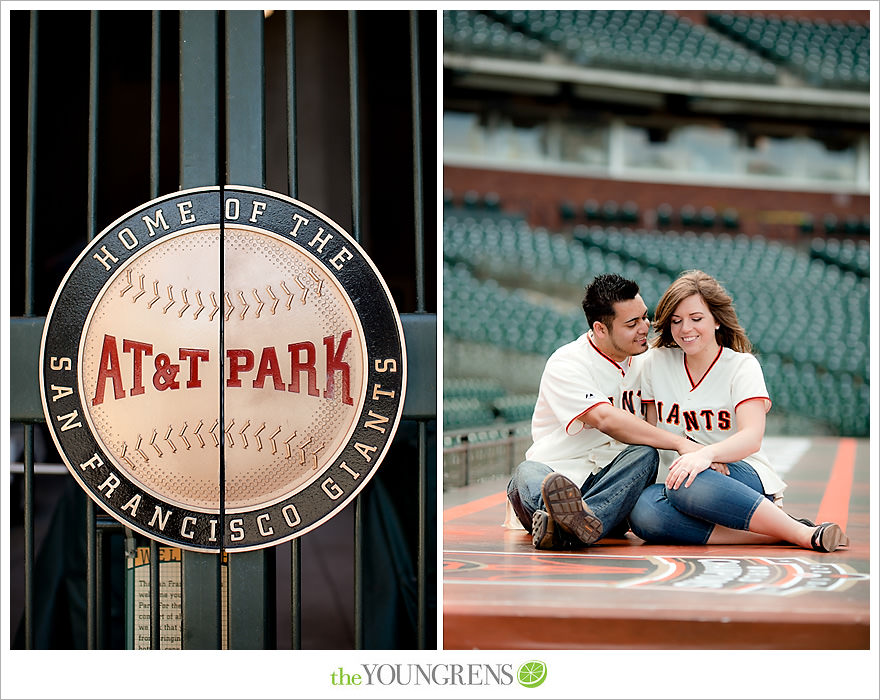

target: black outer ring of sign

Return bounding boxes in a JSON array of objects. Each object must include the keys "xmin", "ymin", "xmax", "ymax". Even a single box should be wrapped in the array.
[{"xmin": 39, "ymin": 186, "xmax": 407, "ymax": 552}]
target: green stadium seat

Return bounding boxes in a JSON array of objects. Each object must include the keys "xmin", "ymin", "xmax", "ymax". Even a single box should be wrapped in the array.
[
  {"xmin": 443, "ymin": 205, "xmax": 868, "ymax": 437},
  {"xmin": 799, "ymin": 214, "xmax": 814, "ymax": 234},
  {"xmin": 656, "ymin": 203, "xmax": 673, "ymax": 227},
  {"xmin": 621, "ymin": 201, "xmax": 640, "ymax": 224},
  {"xmin": 559, "ymin": 200, "xmax": 577, "ymax": 221},
  {"xmin": 699, "ymin": 206, "xmax": 717, "ymax": 229},
  {"xmin": 843, "ymin": 215, "xmax": 861, "ymax": 236},
  {"xmin": 823, "ymin": 214, "xmax": 838, "ymax": 235},
  {"xmin": 708, "ymin": 11, "xmax": 868, "ymax": 90},
  {"xmin": 584, "ymin": 199, "xmax": 601, "ymax": 221},
  {"xmin": 680, "ymin": 205, "xmax": 697, "ymax": 228},
  {"xmin": 444, "ymin": 189, "xmax": 455, "ymax": 210},
  {"xmin": 602, "ymin": 200, "xmax": 620, "ymax": 222},
  {"xmin": 463, "ymin": 190, "xmax": 481, "ymax": 210},
  {"xmin": 721, "ymin": 208, "xmax": 740, "ymax": 230}
]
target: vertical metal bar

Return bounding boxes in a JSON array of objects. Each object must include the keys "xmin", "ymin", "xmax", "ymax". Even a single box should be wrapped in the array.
[
  {"xmin": 218, "ymin": 11, "xmax": 227, "ymax": 650},
  {"xmin": 285, "ymin": 10, "xmax": 302, "ymax": 651},
  {"xmin": 24, "ymin": 12, "xmax": 37, "ymax": 318},
  {"xmin": 23, "ymin": 425, "xmax": 35, "ymax": 649},
  {"xmin": 409, "ymin": 10, "xmax": 426, "ymax": 314},
  {"xmin": 86, "ymin": 501, "xmax": 97, "ymax": 649},
  {"xmin": 417, "ymin": 420, "xmax": 427, "ymax": 649},
  {"xmin": 85, "ymin": 9, "xmax": 100, "ymax": 650},
  {"xmin": 224, "ymin": 9, "xmax": 271, "ymax": 650},
  {"xmin": 290, "ymin": 540, "xmax": 302, "ymax": 650},
  {"xmin": 181, "ymin": 554, "xmax": 222, "ymax": 649},
  {"xmin": 179, "ymin": 9, "xmax": 223, "ymax": 650},
  {"xmin": 179, "ymin": 10, "xmax": 219, "ymax": 189},
  {"xmin": 124, "ymin": 531, "xmax": 136, "ymax": 648},
  {"xmin": 96, "ymin": 527, "xmax": 105, "ymax": 648},
  {"xmin": 23, "ymin": 10, "xmax": 39, "ymax": 650},
  {"xmin": 354, "ymin": 496, "xmax": 364, "ymax": 650},
  {"xmin": 225, "ymin": 10, "xmax": 265, "ymax": 186},
  {"xmin": 87, "ymin": 10, "xmax": 99, "ymax": 243},
  {"xmin": 348, "ymin": 10, "xmax": 362, "ymax": 243},
  {"xmin": 216, "ymin": 9, "xmax": 230, "ymax": 648},
  {"xmin": 410, "ymin": 10, "xmax": 428, "ymax": 650},
  {"xmin": 149, "ymin": 10, "xmax": 163, "ymax": 651},
  {"xmin": 285, "ymin": 11, "xmax": 297, "ymax": 200},
  {"xmin": 150, "ymin": 10, "xmax": 161, "ymax": 199},
  {"xmin": 347, "ymin": 9, "xmax": 365, "ymax": 651},
  {"xmin": 150, "ymin": 540, "xmax": 160, "ymax": 649}
]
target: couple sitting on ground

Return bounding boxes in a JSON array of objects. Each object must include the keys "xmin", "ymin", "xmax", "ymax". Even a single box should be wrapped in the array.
[{"xmin": 506, "ymin": 271, "xmax": 849, "ymax": 553}]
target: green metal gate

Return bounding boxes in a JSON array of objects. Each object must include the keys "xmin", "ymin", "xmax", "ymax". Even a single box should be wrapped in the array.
[{"xmin": 9, "ymin": 9, "xmax": 436, "ymax": 650}]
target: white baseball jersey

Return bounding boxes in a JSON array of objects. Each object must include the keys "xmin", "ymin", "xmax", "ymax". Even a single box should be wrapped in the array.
[
  {"xmin": 641, "ymin": 345, "xmax": 786, "ymax": 499},
  {"xmin": 525, "ymin": 331, "xmax": 647, "ymax": 487}
]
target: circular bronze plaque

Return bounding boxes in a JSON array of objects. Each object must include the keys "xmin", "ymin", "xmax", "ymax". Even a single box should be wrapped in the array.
[{"xmin": 40, "ymin": 186, "xmax": 406, "ymax": 551}]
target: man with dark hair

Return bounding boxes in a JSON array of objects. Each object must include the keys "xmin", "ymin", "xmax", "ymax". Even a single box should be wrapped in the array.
[{"xmin": 506, "ymin": 273, "xmax": 701, "ymax": 549}]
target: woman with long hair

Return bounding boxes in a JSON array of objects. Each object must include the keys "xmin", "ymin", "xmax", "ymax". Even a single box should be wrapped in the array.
[{"xmin": 629, "ymin": 270, "xmax": 848, "ymax": 552}]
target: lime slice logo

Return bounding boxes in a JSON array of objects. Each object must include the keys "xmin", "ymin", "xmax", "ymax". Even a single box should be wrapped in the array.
[{"xmin": 517, "ymin": 660, "xmax": 547, "ymax": 688}]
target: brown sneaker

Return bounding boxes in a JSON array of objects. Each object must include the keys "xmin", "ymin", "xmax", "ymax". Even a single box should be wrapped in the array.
[
  {"xmin": 541, "ymin": 472, "xmax": 603, "ymax": 545},
  {"xmin": 531, "ymin": 509, "xmax": 587, "ymax": 550}
]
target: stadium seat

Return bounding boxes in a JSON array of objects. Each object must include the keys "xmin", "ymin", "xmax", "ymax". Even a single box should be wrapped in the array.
[
  {"xmin": 602, "ymin": 200, "xmax": 620, "ymax": 222},
  {"xmin": 584, "ymin": 199, "xmax": 601, "ymax": 221},
  {"xmin": 443, "ymin": 10, "xmax": 545, "ymax": 61},
  {"xmin": 699, "ymin": 206, "xmax": 717, "ymax": 229},
  {"xmin": 621, "ymin": 201, "xmax": 640, "ymax": 224},
  {"xmin": 708, "ymin": 12, "xmax": 869, "ymax": 90},
  {"xmin": 444, "ymin": 205, "xmax": 868, "ymax": 437},
  {"xmin": 444, "ymin": 188, "xmax": 455, "ymax": 210},
  {"xmin": 559, "ymin": 200, "xmax": 577, "ymax": 221},
  {"xmin": 462, "ymin": 190, "xmax": 481, "ymax": 210},
  {"xmin": 843, "ymin": 215, "xmax": 861, "ymax": 236},
  {"xmin": 656, "ymin": 203, "xmax": 673, "ymax": 227},
  {"xmin": 799, "ymin": 214, "xmax": 814, "ymax": 234},
  {"xmin": 823, "ymin": 214, "xmax": 838, "ymax": 235},
  {"xmin": 721, "ymin": 208, "xmax": 740, "ymax": 230},
  {"xmin": 680, "ymin": 205, "xmax": 697, "ymax": 228}
]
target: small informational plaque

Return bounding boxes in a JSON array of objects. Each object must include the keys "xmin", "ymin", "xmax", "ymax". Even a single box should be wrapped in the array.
[{"xmin": 126, "ymin": 545, "xmax": 228, "ymax": 649}]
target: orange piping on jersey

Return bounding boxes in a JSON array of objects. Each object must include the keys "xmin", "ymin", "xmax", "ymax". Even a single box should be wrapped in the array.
[
  {"xmin": 588, "ymin": 335, "xmax": 627, "ymax": 377},
  {"xmin": 685, "ymin": 345, "xmax": 723, "ymax": 391},
  {"xmin": 567, "ymin": 400, "xmax": 611, "ymax": 434},
  {"xmin": 734, "ymin": 396, "xmax": 773, "ymax": 413}
]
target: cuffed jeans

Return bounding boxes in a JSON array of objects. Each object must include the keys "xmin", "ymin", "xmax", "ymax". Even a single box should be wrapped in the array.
[
  {"xmin": 506, "ymin": 445, "xmax": 659, "ymax": 540},
  {"xmin": 629, "ymin": 460, "xmax": 770, "ymax": 545}
]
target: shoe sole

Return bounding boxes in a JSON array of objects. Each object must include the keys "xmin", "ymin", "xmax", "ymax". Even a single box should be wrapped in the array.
[
  {"xmin": 541, "ymin": 472, "xmax": 603, "ymax": 545},
  {"xmin": 817, "ymin": 523, "xmax": 849, "ymax": 552},
  {"xmin": 531, "ymin": 510, "xmax": 555, "ymax": 550}
]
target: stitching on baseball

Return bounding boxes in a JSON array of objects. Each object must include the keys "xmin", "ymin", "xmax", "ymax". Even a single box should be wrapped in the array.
[
  {"xmin": 119, "ymin": 276, "xmax": 323, "ymax": 321},
  {"xmin": 123, "ymin": 420, "xmax": 311, "ymax": 459}
]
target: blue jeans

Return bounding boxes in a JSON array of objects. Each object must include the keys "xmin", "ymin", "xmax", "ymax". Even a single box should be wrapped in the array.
[
  {"xmin": 507, "ymin": 445, "xmax": 659, "ymax": 540},
  {"xmin": 628, "ymin": 460, "xmax": 769, "ymax": 545}
]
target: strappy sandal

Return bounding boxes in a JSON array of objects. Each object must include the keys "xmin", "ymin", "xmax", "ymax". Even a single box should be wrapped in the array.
[{"xmin": 810, "ymin": 522, "xmax": 850, "ymax": 552}]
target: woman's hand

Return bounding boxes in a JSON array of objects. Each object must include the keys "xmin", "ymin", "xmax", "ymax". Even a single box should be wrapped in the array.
[{"xmin": 666, "ymin": 449, "xmax": 720, "ymax": 490}]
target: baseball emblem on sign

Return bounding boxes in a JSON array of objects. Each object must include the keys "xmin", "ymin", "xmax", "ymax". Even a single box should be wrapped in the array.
[{"xmin": 40, "ymin": 186, "xmax": 406, "ymax": 551}]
